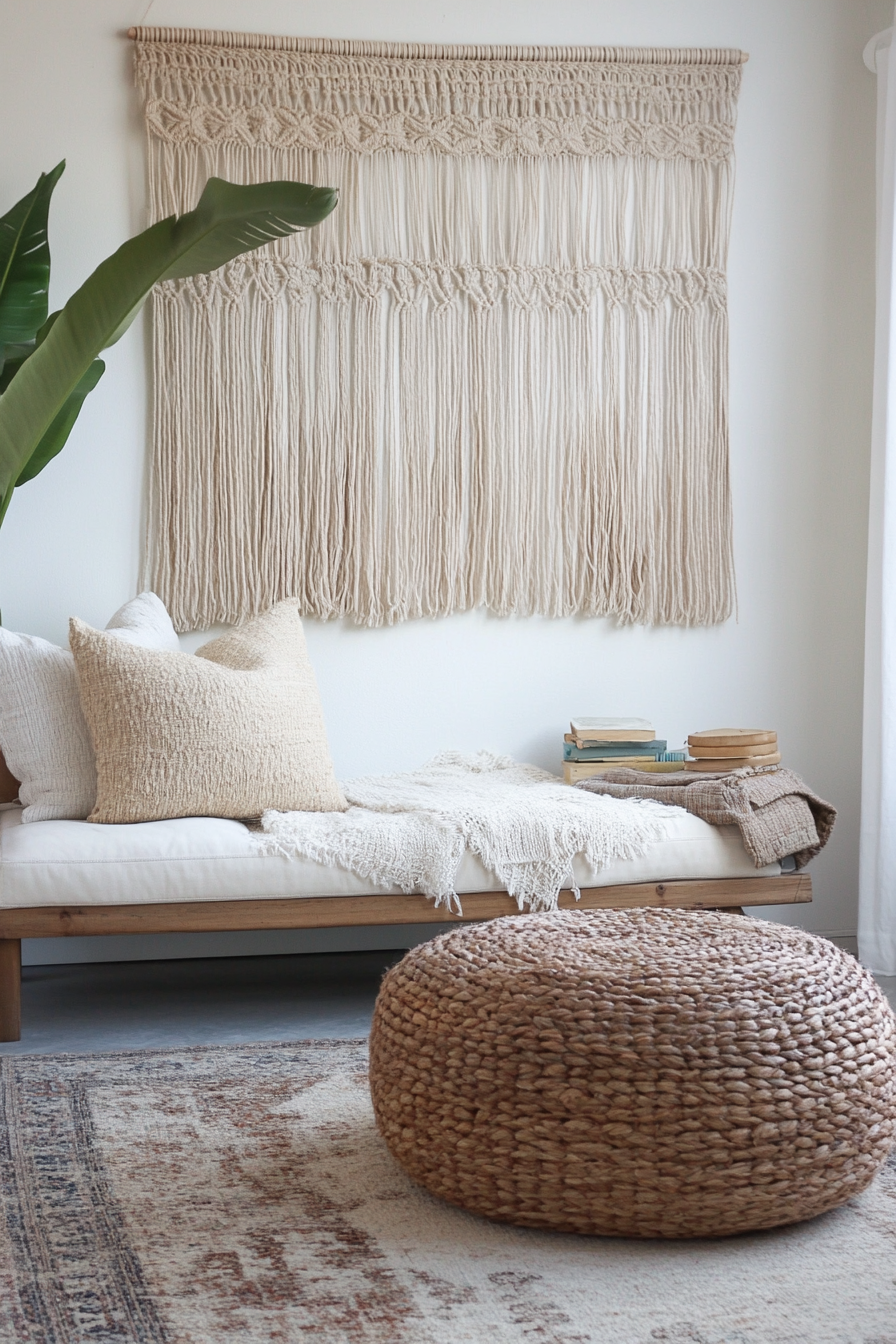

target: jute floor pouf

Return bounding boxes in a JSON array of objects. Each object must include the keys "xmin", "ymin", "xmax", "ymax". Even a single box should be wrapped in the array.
[{"xmin": 368, "ymin": 909, "xmax": 896, "ymax": 1238}]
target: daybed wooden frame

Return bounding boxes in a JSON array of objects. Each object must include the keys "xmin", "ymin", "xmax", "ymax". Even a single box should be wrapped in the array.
[{"xmin": 0, "ymin": 872, "xmax": 811, "ymax": 1042}]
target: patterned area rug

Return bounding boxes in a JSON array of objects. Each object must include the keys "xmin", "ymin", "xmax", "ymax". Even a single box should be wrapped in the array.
[{"xmin": 1, "ymin": 1039, "xmax": 895, "ymax": 1343}]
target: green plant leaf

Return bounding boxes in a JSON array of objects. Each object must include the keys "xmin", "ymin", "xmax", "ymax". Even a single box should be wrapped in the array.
[
  {"xmin": 0, "ymin": 343, "xmax": 34, "ymax": 394},
  {"xmin": 157, "ymin": 177, "xmax": 334, "ymax": 280},
  {"xmin": 0, "ymin": 176, "xmax": 336, "ymax": 498},
  {"xmin": 15, "ymin": 357, "xmax": 104, "ymax": 486},
  {"xmin": 0, "ymin": 162, "xmax": 64, "ymax": 347}
]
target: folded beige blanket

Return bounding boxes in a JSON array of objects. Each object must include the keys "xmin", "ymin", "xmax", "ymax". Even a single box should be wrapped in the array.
[{"xmin": 575, "ymin": 766, "xmax": 836, "ymax": 869}]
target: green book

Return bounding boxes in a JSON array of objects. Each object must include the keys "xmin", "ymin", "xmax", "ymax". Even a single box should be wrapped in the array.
[{"xmin": 564, "ymin": 740, "xmax": 666, "ymax": 762}]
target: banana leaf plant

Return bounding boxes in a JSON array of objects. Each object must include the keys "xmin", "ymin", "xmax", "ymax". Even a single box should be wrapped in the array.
[
  {"xmin": 0, "ymin": 163, "xmax": 66, "ymax": 418},
  {"xmin": 0, "ymin": 167, "xmax": 337, "ymax": 529}
]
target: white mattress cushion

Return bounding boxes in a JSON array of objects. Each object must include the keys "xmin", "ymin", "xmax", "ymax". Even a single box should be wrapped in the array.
[{"xmin": 0, "ymin": 806, "xmax": 780, "ymax": 909}]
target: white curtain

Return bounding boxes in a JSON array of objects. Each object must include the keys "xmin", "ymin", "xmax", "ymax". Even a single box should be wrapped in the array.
[{"xmin": 860, "ymin": 17, "xmax": 896, "ymax": 974}]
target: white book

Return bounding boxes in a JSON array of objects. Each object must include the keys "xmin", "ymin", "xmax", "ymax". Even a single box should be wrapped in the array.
[{"xmin": 569, "ymin": 716, "xmax": 655, "ymax": 742}]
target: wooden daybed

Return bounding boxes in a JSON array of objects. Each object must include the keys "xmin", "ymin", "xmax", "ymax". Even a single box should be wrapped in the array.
[
  {"xmin": 0, "ymin": 877, "xmax": 811, "ymax": 1045},
  {"xmin": 0, "ymin": 755, "xmax": 811, "ymax": 1043}
]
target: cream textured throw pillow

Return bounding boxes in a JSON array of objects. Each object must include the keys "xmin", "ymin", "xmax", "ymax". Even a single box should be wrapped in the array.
[
  {"xmin": 70, "ymin": 602, "xmax": 348, "ymax": 823},
  {"xmin": 0, "ymin": 593, "xmax": 181, "ymax": 822}
]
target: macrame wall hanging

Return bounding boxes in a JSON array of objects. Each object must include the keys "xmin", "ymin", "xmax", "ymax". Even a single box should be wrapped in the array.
[{"xmin": 132, "ymin": 29, "xmax": 745, "ymax": 630}]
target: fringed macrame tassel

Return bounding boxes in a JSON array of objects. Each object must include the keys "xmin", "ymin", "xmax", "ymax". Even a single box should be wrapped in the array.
[{"xmin": 146, "ymin": 265, "xmax": 734, "ymax": 628}]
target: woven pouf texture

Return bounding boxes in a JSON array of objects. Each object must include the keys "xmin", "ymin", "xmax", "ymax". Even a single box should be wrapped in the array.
[{"xmin": 369, "ymin": 909, "xmax": 896, "ymax": 1238}]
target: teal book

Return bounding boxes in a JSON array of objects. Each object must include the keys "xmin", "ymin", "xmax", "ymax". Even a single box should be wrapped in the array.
[{"xmin": 563, "ymin": 740, "xmax": 667, "ymax": 762}]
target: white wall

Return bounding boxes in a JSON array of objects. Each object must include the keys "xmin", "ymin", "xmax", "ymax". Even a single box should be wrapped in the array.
[{"xmin": 0, "ymin": 0, "xmax": 888, "ymax": 963}]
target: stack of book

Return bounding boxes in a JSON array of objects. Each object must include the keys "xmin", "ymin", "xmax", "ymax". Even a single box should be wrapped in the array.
[
  {"xmin": 562, "ymin": 718, "xmax": 686, "ymax": 784},
  {"xmin": 685, "ymin": 728, "xmax": 780, "ymax": 771}
]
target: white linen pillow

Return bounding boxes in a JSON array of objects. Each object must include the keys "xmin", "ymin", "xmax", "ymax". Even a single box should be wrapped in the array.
[
  {"xmin": 103, "ymin": 591, "xmax": 181, "ymax": 650},
  {"xmin": 0, "ymin": 593, "xmax": 180, "ymax": 822}
]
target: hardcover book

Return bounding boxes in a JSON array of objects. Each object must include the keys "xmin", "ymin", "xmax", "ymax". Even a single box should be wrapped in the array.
[
  {"xmin": 569, "ymin": 717, "xmax": 655, "ymax": 742},
  {"xmin": 563, "ymin": 760, "xmax": 687, "ymax": 783},
  {"xmin": 563, "ymin": 740, "xmax": 666, "ymax": 762},
  {"xmin": 562, "ymin": 758, "xmax": 657, "ymax": 783}
]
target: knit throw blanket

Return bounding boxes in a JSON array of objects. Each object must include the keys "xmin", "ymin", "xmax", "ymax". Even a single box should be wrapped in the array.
[
  {"xmin": 577, "ymin": 766, "xmax": 836, "ymax": 869},
  {"xmin": 254, "ymin": 752, "xmax": 678, "ymax": 914}
]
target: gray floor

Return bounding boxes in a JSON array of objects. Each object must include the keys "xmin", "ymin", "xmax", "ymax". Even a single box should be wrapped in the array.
[
  {"xmin": 0, "ymin": 949, "xmax": 407, "ymax": 1055},
  {"xmin": 0, "ymin": 949, "xmax": 894, "ymax": 1057}
]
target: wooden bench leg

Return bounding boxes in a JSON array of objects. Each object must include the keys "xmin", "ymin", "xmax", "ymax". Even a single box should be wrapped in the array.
[{"xmin": 0, "ymin": 939, "xmax": 21, "ymax": 1042}]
